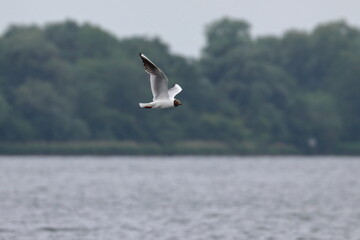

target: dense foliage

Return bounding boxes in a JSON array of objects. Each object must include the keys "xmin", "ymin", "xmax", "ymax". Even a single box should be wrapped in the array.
[{"xmin": 0, "ymin": 18, "xmax": 359, "ymax": 154}]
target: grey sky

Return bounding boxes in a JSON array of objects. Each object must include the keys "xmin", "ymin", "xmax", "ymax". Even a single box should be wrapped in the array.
[{"xmin": 1, "ymin": 0, "xmax": 360, "ymax": 57}]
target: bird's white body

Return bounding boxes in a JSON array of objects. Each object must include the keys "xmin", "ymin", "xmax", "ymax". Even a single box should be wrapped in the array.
[
  {"xmin": 139, "ymin": 53, "xmax": 182, "ymax": 109},
  {"xmin": 139, "ymin": 99, "xmax": 175, "ymax": 109}
]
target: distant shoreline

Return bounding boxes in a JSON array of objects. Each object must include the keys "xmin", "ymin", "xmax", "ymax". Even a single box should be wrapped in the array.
[{"xmin": 0, "ymin": 141, "xmax": 358, "ymax": 155}]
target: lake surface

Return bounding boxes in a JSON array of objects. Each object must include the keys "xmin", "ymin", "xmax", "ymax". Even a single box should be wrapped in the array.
[{"xmin": 0, "ymin": 156, "xmax": 359, "ymax": 240}]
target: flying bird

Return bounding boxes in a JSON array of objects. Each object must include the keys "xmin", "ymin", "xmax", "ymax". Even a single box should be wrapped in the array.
[{"xmin": 139, "ymin": 53, "xmax": 182, "ymax": 109}]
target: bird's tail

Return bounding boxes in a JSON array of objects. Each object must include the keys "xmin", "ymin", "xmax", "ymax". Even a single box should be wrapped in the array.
[{"xmin": 139, "ymin": 103, "xmax": 153, "ymax": 109}]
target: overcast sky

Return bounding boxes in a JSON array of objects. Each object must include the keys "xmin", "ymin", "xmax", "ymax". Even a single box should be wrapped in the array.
[{"xmin": 1, "ymin": 0, "xmax": 360, "ymax": 57}]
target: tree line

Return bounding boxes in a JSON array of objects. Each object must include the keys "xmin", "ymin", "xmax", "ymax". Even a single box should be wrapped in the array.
[{"xmin": 0, "ymin": 18, "xmax": 359, "ymax": 154}]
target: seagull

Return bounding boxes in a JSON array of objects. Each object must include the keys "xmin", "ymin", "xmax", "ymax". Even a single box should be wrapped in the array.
[{"xmin": 139, "ymin": 53, "xmax": 182, "ymax": 109}]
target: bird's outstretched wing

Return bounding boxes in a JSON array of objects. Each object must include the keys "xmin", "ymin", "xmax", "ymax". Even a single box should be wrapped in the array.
[
  {"xmin": 168, "ymin": 84, "xmax": 182, "ymax": 99},
  {"xmin": 139, "ymin": 53, "xmax": 169, "ymax": 100}
]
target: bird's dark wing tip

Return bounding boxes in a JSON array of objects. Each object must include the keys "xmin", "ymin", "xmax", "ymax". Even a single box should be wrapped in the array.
[{"xmin": 138, "ymin": 53, "xmax": 162, "ymax": 76}]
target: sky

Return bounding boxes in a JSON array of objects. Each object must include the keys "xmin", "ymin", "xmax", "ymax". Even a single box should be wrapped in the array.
[{"xmin": 1, "ymin": 0, "xmax": 360, "ymax": 57}]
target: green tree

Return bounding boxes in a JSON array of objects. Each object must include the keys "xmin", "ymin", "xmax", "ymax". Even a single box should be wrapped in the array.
[
  {"xmin": 0, "ymin": 26, "xmax": 59, "ymax": 88},
  {"xmin": 289, "ymin": 92, "xmax": 343, "ymax": 153},
  {"xmin": 14, "ymin": 79, "xmax": 89, "ymax": 140}
]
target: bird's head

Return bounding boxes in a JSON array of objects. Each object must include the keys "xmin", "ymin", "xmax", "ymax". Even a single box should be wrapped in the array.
[{"xmin": 174, "ymin": 99, "xmax": 182, "ymax": 107}]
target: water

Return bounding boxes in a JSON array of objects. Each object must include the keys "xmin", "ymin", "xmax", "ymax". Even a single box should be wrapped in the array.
[{"xmin": 0, "ymin": 156, "xmax": 359, "ymax": 240}]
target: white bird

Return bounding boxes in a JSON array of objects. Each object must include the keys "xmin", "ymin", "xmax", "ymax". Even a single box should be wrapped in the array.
[{"xmin": 139, "ymin": 53, "xmax": 182, "ymax": 109}]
